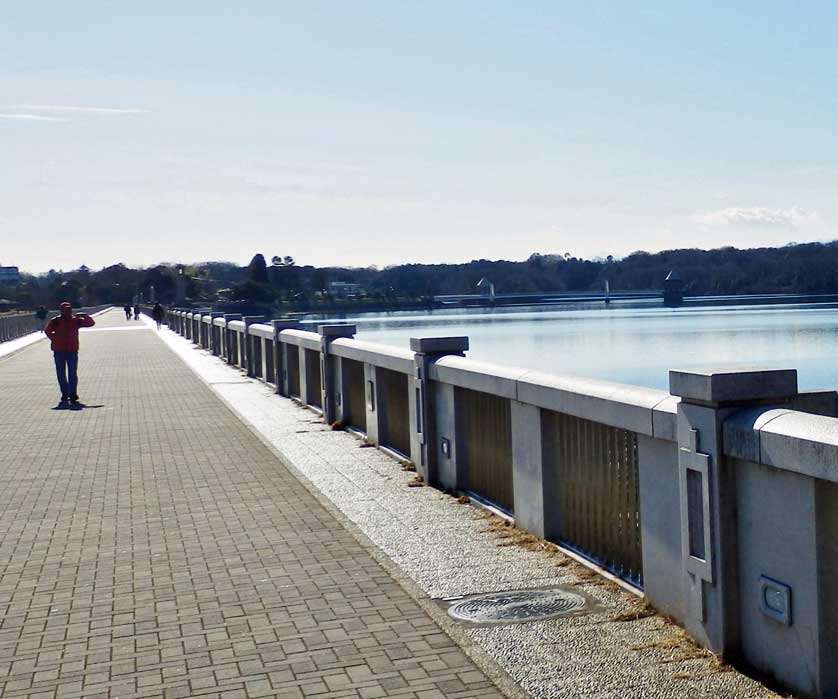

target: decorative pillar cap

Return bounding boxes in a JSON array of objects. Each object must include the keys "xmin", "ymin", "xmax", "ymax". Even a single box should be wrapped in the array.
[
  {"xmin": 317, "ymin": 324, "xmax": 356, "ymax": 338},
  {"xmin": 669, "ymin": 367, "xmax": 798, "ymax": 405},
  {"xmin": 410, "ymin": 336, "xmax": 469, "ymax": 354},
  {"xmin": 272, "ymin": 318, "xmax": 301, "ymax": 329}
]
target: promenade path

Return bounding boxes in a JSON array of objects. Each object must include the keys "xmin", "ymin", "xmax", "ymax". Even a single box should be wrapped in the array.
[{"xmin": 0, "ymin": 310, "xmax": 504, "ymax": 699}]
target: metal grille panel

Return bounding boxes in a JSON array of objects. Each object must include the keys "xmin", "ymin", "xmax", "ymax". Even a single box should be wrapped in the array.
[
  {"xmin": 305, "ymin": 349, "xmax": 322, "ymax": 407},
  {"xmin": 456, "ymin": 387, "xmax": 513, "ymax": 513},
  {"xmin": 287, "ymin": 346, "xmax": 300, "ymax": 397},
  {"xmin": 542, "ymin": 411, "xmax": 642, "ymax": 586},
  {"xmin": 264, "ymin": 339, "xmax": 275, "ymax": 384},
  {"xmin": 251, "ymin": 337, "xmax": 263, "ymax": 378},
  {"xmin": 379, "ymin": 368, "xmax": 410, "ymax": 456},
  {"xmin": 342, "ymin": 358, "xmax": 367, "ymax": 432}
]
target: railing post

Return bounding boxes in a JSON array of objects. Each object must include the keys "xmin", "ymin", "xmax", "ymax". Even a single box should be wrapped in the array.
[
  {"xmin": 668, "ymin": 367, "xmax": 798, "ymax": 657},
  {"xmin": 364, "ymin": 363, "xmax": 384, "ymax": 445},
  {"xmin": 241, "ymin": 316, "xmax": 266, "ymax": 377},
  {"xmin": 511, "ymin": 401, "xmax": 546, "ymax": 537},
  {"xmin": 271, "ymin": 320, "xmax": 299, "ymax": 395},
  {"xmin": 222, "ymin": 314, "xmax": 242, "ymax": 365},
  {"xmin": 409, "ymin": 337, "xmax": 469, "ymax": 485},
  {"xmin": 298, "ymin": 342, "xmax": 311, "ymax": 406},
  {"xmin": 317, "ymin": 324, "xmax": 356, "ymax": 425}
]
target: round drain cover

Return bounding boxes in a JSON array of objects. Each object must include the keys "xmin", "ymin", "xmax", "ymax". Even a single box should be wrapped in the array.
[{"xmin": 447, "ymin": 588, "xmax": 587, "ymax": 624}]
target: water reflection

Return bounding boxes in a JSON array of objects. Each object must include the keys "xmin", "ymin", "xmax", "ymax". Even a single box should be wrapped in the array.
[{"xmin": 304, "ymin": 300, "xmax": 838, "ymax": 391}]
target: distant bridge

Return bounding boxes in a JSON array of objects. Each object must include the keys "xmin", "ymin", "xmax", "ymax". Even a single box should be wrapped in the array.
[{"xmin": 433, "ymin": 289, "xmax": 664, "ymax": 307}]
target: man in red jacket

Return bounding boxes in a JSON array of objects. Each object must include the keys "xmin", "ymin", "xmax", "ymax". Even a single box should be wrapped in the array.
[{"xmin": 45, "ymin": 302, "xmax": 96, "ymax": 407}]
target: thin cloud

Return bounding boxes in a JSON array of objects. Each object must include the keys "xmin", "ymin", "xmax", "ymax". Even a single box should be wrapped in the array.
[
  {"xmin": 0, "ymin": 113, "xmax": 65, "ymax": 122},
  {"xmin": 11, "ymin": 104, "xmax": 147, "ymax": 115},
  {"xmin": 694, "ymin": 205, "xmax": 816, "ymax": 230}
]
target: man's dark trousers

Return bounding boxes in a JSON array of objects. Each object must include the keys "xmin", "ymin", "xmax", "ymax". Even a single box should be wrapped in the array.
[{"xmin": 53, "ymin": 351, "xmax": 79, "ymax": 398}]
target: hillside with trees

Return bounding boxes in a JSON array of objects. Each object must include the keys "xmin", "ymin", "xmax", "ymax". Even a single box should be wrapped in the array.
[{"xmin": 5, "ymin": 241, "xmax": 838, "ymax": 312}]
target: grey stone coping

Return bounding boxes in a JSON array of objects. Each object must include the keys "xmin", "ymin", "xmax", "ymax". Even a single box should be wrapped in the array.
[
  {"xmin": 248, "ymin": 322, "xmax": 275, "ymax": 340},
  {"xmin": 277, "ymin": 328, "xmax": 322, "ymax": 350},
  {"xmin": 330, "ymin": 338, "xmax": 414, "ymax": 373},
  {"xmin": 724, "ymin": 406, "xmax": 838, "ymax": 482},
  {"xmin": 427, "ymin": 356, "xmax": 674, "ymax": 438},
  {"xmin": 651, "ymin": 395, "xmax": 679, "ymax": 442},
  {"xmin": 670, "ymin": 366, "xmax": 798, "ymax": 404},
  {"xmin": 226, "ymin": 320, "xmax": 246, "ymax": 332},
  {"xmin": 430, "ymin": 356, "xmax": 528, "ymax": 400}
]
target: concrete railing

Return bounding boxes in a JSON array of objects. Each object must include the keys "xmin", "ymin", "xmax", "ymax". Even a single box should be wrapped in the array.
[
  {"xmin": 0, "ymin": 305, "xmax": 112, "ymax": 343},
  {"xmin": 166, "ymin": 308, "xmax": 838, "ymax": 698}
]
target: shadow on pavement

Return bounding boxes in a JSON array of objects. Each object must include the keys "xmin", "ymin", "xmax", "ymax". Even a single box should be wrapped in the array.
[{"xmin": 53, "ymin": 403, "xmax": 106, "ymax": 411}]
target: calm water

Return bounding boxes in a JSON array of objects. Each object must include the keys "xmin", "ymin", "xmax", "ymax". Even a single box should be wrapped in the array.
[{"xmin": 304, "ymin": 300, "xmax": 838, "ymax": 391}]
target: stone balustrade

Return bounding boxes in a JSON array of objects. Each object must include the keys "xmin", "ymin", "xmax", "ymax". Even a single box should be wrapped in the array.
[{"xmin": 166, "ymin": 307, "xmax": 838, "ymax": 699}]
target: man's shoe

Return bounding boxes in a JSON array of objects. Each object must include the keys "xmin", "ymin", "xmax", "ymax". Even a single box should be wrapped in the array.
[
  {"xmin": 58, "ymin": 397, "xmax": 69, "ymax": 408},
  {"xmin": 70, "ymin": 395, "xmax": 79, "ymax": 405}
]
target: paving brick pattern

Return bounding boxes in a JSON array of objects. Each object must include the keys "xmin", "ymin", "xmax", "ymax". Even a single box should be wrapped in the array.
[{"xmin": 0, "ymin": 310, "xmax": 505, "ymax": 699}]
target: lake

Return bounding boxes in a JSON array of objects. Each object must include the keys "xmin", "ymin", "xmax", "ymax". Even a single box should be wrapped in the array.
[{"xmin": 303, "ymin": 299, "xmax": 838, "ymax": 391}]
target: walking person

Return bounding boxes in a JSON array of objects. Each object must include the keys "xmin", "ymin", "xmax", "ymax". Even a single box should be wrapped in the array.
[
  {"xmin": 123, "ymin": 303, "xmax": 131, "ymax": 320},
  {"xmin": 45, "ymin": 302, "xmax": 95, "ymax": 407},
  {"xmin": 35, "ymin": 305, "xmax": 48, "ymax": 332},
  {"xmin": 151, "ymin": 302, "xmax": 165, "ymax": 330},
  {"xmin": 133, "ymin": 304, "xmax": 140, "ymax": 321}
]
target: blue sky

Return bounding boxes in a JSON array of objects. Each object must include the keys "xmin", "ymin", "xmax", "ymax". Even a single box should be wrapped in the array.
[{"xmin": 2, "ymin": 2, "xmax": 837, "ymax": 273}]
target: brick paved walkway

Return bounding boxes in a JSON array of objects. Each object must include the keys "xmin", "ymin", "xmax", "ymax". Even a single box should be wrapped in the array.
[{"xmin": 0, "ymin": 310, "xmax": 506, "ymax": 699}]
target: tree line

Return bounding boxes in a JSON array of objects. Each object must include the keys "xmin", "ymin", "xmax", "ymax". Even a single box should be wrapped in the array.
[{"xmin": 6, "ymin": 241, "xmax": 838, "ymax": 311}]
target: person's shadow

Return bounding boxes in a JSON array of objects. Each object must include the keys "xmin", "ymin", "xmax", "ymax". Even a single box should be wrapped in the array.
[{"xmin": 53, "ymin": 402, "xmax": 106, "ymax": 411}]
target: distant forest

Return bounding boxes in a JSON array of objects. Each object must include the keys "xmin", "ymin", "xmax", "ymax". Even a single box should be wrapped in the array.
[{"xmin": 7, "ymin": 241, "xmax": 838, "ymax": 310}]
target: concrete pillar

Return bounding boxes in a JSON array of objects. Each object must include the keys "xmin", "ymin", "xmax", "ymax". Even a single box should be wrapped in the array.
[
  {"xmin": 409, "ymin": 336, "xmax": 469, "ymax": 485},
  {"xmin": 363, "ymin": 363, "xmax": 384, "ymax": 445},
  {"xmin": 241, "ymin": 316, "xmax": 266, "ymax": 377},
  {"xmin": 317, "ymin": 324, "xmax": 356, "ymax": 424},
  {"xmin": 222, "ymin": 314, "xmax": 242, "ymax": 365},
  {"xmin": 669, "ymin": 366, "xmax": 798, "ymax": 656},
  {"xmin": 433, "ymin": 382, "xmax": 460, "ymax": 490},
  {"xmin": 511, "ymin": 401, "xmax": 547, "ymax": 538},
  {"xmin": 272, "ymin": 320, "xmax": 300, "ymax": 395},
  {"xmin": 298, "ymin": 344, "xmax": 310, "ymax": 404}
]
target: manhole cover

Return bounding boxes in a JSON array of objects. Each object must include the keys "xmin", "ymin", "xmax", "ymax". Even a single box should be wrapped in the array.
[{"xmin": 446, "ymin": 588, "xmax": 588, "ymax": 625}]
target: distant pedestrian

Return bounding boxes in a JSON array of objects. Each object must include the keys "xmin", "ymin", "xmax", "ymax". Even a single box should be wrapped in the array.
[
  {"xmin": 133, "ymin": 304, "xmax": 141, "ymax": 320},
  {"xmin": 44, "ymin": 302, "xmax": 95, "ymax": 407},
  {"xmin": 123, "ymin": 303, "xmax": 131, "ymax": 320},
  {"xmin": 35, "ymin": 305, "xmax": 48, "ymax": 332},
  {"xmin": 151, "ymin": 302, "xmax": 165, "ymax": 330}
]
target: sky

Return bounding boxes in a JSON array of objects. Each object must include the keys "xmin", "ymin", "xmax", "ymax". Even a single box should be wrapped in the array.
[{"xmin": 2, "ymin": 2, "xmax": 838, "ymax": 274}]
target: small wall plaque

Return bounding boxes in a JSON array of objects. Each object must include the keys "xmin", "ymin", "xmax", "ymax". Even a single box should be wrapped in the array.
[{"xmin": 759, "ymin": 575, "xmax": 792, "ymax": 626}]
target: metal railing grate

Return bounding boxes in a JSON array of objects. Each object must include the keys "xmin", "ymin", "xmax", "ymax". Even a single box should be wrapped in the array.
[
  {"xmin": 287, "ymin": 345, "xmax": 300, "ymax": 397},
  {"xmin": 379, "ymin": 368, "xmax": 410, "ymax": 457},
  {"xmin": 456, "ymin": 387, "xmax": 514, "ymax": 513},
  {"xmin": 342, "ymin": 358, "xmax": 367, "ymax": 432},
  {"xmin": 542, "ymin": 410, "xmax": 642, "ymax": 586},
  {"xmin": 305, "ymin": 348, "xmax": 322, "ymax": 407}
]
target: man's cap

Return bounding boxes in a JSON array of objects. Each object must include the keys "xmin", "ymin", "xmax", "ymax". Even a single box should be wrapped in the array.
[{"xmin": 59, "ymin": 302, "xmax": 72, "ymax": 309}]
